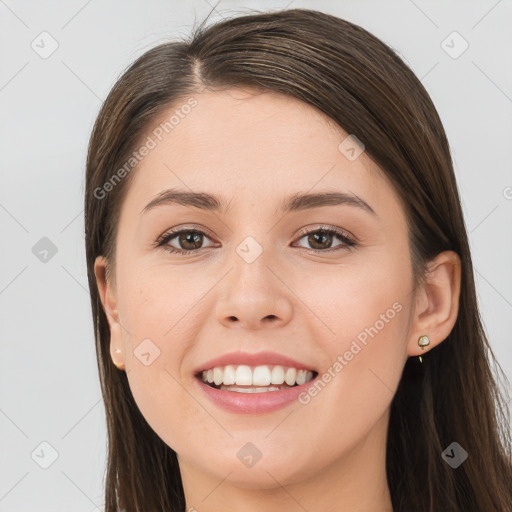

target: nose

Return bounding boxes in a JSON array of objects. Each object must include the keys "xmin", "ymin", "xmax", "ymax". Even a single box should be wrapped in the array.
[{"xmin": 213, "ymin": 237, "xmax": 293, "ymax": 330}]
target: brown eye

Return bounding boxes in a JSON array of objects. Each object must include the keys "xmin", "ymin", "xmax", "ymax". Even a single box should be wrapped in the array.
[
  {"xmin": 156, "ymin": 225, "xmax": 356, "ymax": 256},
  {"xmin": 176, "ymin": 231, "xmax": 204, "ymax": 251},
  {"xmin": 156, "ymin": 228, "xmax": 216, "ymax": 255},
  {"xmin": 294, "ymin": 227, "xmax": 356, "ymax": 253},
  {"xmin": 306, "ymin": 230, "xmax": 335, "ymax": 250}
]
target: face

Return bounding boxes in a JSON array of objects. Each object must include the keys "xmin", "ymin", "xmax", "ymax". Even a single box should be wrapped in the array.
[{"xmin": 96, "ymin": 87, "xmax": 418, "ymax": 491}]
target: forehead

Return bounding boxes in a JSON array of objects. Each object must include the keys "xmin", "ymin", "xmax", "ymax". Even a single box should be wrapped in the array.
[{"xmin": 119, "ymin": 87, "xmax": 398, "ymax": 219}]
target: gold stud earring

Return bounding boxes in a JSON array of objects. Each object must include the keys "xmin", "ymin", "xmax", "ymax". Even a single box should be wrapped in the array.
[{"xmin": 418, "ymin": 335, "xmax": 430, "ymax": 363}]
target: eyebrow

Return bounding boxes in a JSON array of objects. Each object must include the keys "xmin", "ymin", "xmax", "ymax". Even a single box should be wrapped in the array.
[{"xmin": 141, "ymin": 188, "xmax": 376, "ymax": 216}]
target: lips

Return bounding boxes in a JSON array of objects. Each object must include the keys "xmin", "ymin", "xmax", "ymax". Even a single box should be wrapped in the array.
[{"xmin": 192, "ymin": 351, "xmax": 319, "ymax": 412}]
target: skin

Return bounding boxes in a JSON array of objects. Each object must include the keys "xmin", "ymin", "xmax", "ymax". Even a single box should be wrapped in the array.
[{"xmin": 94, "ymin": 87, "xmax": 461, "ymax": 512}]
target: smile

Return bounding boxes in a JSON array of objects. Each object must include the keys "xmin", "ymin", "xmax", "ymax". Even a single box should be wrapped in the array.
[
  {"xmin": 199, "ymin": 364, "xmax": 317, "ymax": 393},
  {"xmin": 193, "ymin": 351, "xmax": 320, "ymax": 413}
]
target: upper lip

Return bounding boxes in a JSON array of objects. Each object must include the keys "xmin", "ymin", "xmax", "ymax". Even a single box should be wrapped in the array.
[{"xmin": 194, "ymin": 351, "xmax": 318, "ymax": 375}]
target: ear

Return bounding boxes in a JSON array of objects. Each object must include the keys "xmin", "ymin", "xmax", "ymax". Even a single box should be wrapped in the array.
[
  {"xmin": 407, "ymin": 250, "xmax": 461, "ymax": 357},
  {"xmin": 94, "ymin": 256, "xmax": 126, "ymax": 369}
]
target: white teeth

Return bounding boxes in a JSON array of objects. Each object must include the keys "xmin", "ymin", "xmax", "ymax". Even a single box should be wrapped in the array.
[
  {"xmin": 296, "ymin": 369, "xmax": 308, "ymax": 386},
  {"xmin": 200, "ymin": 364, "xmax": 315, "ymax": 388},
  {"xmin": 223, "ymin": 365, "xmax": 236, "ymax": 385},
  {"xmin": 271, "ymin": 365, "xmax": 285, "ymax": 385},
  {"xmin": 235, "ymin": 365, "xmax": 253, "ymax": 385},
  {"xmin": 219, "ymin": 385, "xmax": 282, "ymax": 393},
  {"xmin": 213, "ymin": 367, "xmax": 223, "ymax": 386},
  {"xmin": 284, "ymin": 367, "xmax": 297, "ymax": 386},
  {"xmin": 252, "ymin": 366, "xmax": 271, "ymax": 386}
]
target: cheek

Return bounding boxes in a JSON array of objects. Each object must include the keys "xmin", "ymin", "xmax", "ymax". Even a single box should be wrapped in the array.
[
  {"xmin": 117, "ymin": 268, "xmax": 213, "ymax": 446},
  {"xmin": 294, "ymin": 249, "xmax": 412, "ymax": 420},
  {"xmin": 294, "ymin": 248, "xmax": 411, "ymax": 345},
  {"xmin": 126, "ymin": 361, "xmax": 200, "ymax": 449},
  {"xmin": 118, "ymin": 263, "xmax": 207, "ymax": 346}
]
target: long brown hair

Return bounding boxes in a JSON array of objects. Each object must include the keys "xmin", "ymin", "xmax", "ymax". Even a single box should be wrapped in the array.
[{"xmin": 84, "ymin": 8, "xmax": 512, "ymax": 511}]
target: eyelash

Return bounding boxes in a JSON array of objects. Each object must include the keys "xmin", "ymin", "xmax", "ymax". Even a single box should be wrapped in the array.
[{"xmin": 154, "ymin": 225, "xmax": 358, "ymax": 255}]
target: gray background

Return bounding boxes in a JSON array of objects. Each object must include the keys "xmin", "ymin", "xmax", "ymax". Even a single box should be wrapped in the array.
[{"xmin": 1, "ymin": 0, "xmax": 511, "ymax": 510}]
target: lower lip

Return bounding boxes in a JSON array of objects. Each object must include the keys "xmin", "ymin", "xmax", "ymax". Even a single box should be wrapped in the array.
[{"xmin": 195, "ymin": 376, "xmax": 317, "ymax": 414}]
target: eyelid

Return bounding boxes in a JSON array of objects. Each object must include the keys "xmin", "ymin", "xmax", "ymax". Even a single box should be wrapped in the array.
[
  {"xmin": 154, "ymin": 224, "xmax": 218, "ymax": 246},
  {"xmin": 294, "ymin": 223, "xmax": 356, "ymax": 242},
  {"xmin": 156, "ymin": 223, "xmax": 356, "ymax": 243}
]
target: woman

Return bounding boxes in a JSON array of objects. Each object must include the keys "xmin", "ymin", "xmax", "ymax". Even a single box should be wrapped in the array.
[{"xmin": 84, "ymin": 7, "xmax": 512, "ymax": 511}]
